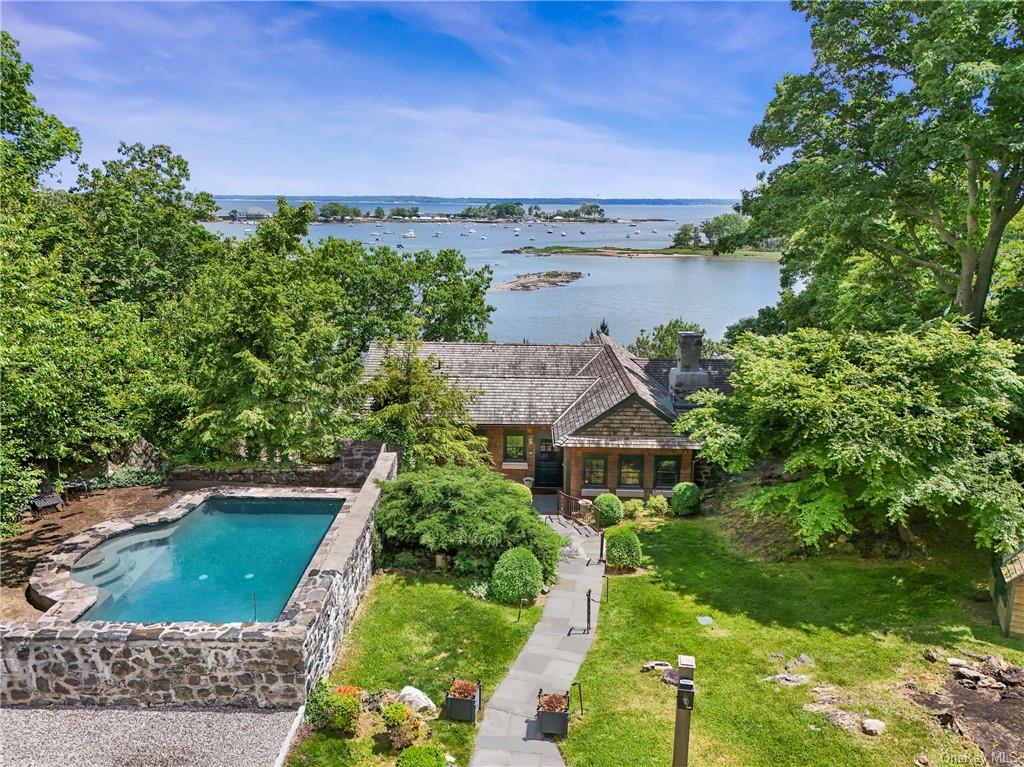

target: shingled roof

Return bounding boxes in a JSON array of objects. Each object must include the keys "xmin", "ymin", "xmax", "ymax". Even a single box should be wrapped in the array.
[{"xmin": 363, "ymin": 334, "xmax": 732, "ymax": 445}]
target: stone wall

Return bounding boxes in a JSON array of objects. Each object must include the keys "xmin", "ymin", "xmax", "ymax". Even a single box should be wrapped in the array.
[
  {"xmin": 1, "ymin": 451, "xmax": 397, "ymax": 709},
  {"xmin": 169, "ymin": 439, "xmax": 383, "ymax": 488}
]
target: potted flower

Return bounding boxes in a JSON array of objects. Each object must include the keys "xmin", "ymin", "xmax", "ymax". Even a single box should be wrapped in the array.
[
  {"xmin": 536, "ymin": 689, "xmax": 570, "ymax": 737},
  {"xmin": 445, "ymin": 678, "xmax": 482, "ymax": 723}
]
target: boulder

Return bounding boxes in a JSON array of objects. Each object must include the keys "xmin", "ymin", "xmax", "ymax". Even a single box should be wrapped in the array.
[
  {"xmin": 861, "ymin": 718, "xmax": 886, "ymax": 736},
  {"xmin": 396, "ymin": 685, "xmax": 437, "ymax": 715},
  {"xmin": 923, "ymin": 648, "xmax": 944, "ymax": 663},
  {"xmin": 946, "ymin": 657, "xmax": 969, "ymax": 668}
]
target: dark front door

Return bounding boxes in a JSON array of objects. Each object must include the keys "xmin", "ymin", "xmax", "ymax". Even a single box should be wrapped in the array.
[{"xmin": 535, "ymin": 438, "xmax": 563, "ymax": 488}]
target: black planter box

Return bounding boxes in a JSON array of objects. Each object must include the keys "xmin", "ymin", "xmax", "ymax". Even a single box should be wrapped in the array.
[
  {"xmin": 444, "ymin": 680, "xmax": 482, "ymax": 723},
  {"xmin": 536, "ymin": 689, "xmax": 570, "ymax": 737}
]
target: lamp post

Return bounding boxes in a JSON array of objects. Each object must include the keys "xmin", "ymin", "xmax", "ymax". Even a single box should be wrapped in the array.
[{"xmin": 672, "ymin": 655, "xmax": 696, "ymax": 767}]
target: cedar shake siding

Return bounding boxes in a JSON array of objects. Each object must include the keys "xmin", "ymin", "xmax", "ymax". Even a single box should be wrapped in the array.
[{"xmin": 363, "ymin": 333, "xmax": 731, "ymax": 498}]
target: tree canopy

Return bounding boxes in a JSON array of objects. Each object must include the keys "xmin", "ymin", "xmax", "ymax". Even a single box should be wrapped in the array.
[
  {"xmin": 742, "ymin": 1, "xmax": 1024, "ymax": 330},
  {"xmin": 629, "ymin": 319, "xmax": 725, "ymax": 359},
  {"xmin": 359, "ymin": 340, "xmax": 489, "ymax": 471},
  {"xmin": 679, "ymin": 322, "xmax": 1024, "ymax": 552}
]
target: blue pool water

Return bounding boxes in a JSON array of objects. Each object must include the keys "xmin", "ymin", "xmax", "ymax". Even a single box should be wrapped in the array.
[{"xmin": 74, "ymin": 497, "xmax": 341, "ymax": 623}]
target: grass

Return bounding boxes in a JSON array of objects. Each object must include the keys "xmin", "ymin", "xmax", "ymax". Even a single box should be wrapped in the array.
[
  {"xmin": 560, "ymin": 518, "xmax": 1024, "ymax": 767},
  {"xmin": 287, "ymin": 572, "xmax": 542, "ymax": 767},
  {"xmin": 520, "ymin": 244, "xmax": 780, "ymax": 258}
]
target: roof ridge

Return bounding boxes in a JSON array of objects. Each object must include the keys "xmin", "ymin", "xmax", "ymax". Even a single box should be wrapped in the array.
[{"xmin": 551, "ymin": 376, "xmax": 604, "ymax": 431}]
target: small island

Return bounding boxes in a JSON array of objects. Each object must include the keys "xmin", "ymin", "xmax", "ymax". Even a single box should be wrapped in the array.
[
  {"xmin": 492, "ymin": 271, "xmax": 584, "ymax": 291},
  {"xmin": 505, "ymin": 245, "xmax": 779, "ymax": 259}
]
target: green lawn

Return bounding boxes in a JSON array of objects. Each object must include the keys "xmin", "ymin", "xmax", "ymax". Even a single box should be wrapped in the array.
[
  {"xmin": 288, "ymin": 573, "xmax": 541, "ymax": 767},
  {"xmin": 561, "ymin": 519, "xmax": 1024, "ymax": 767}
]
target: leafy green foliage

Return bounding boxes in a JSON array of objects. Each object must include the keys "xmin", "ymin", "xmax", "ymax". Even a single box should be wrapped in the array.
[
  {"xmin": 73, "ymin": 142, "xmax": 221, "ymax": 314},
  {"xmin": 645, "ymin": 494, "xmax": 670, "ymax": 517},
  {"xmin": 381, "ymin": 702, "xmax": 410, "ymax": 729},
  {"xmin": 317, "ymin": 202, "xmax": 364, "ymax": 220},
  {"xmin": 622, "ymin": 499, "xmax": 645, "ymax": 520},
  {"xmin": 458, "ymin": 202, "xmax": 524, "ymax": 219},
  {"xmin": 304, "ymin": 679, "xmax": 335, "ymax": 731},
  {"xmin": 0, "ymin": 439, "xmax": 42, "ymax": 537},
  {"xmin": 88, "ymin": 468, "xmax": 166, "ymax": 490},
  {"xmin": 360, "ymin": 340, "xmax": 489, "ymax": 471},
  {"xmin": 743, "ymin": 2, "xmax": 1024, "ymax": 329},
  {"xmin": 396, "ymin": 745, "xmax": 446, "ymax": 767},
  {"xmin": 593, "ymin": 493, "xmax": 624, "ymax": 527},
  {"xmin": 489, "ymin": 547, "xmax": 544, "ymax": 605},
  {"xmin": 375, "ymin": 467, "xmax": 565, "ymax": 582},
  {"xmin": 679, "ymin": 322, "xmax": 1024, "ymax": 550},
  {"xmin": 700, "ymin": 213, "xmax": 749, "ymax": 253},
  {"xmin": 605, "ymin": 526, "xmax": 642, "ymax": 570},
  {"xmin": 508, "ymin": 482, "xmax": 534, "ymax": 506},
  {"xmin": 629, "ymin": 318, "xmax": 725, "ymax": 358},
  {"xmin": 670, "ymin": 483, "xmax": 701, "ymax": 517},
  {"xmin": 672, "ymin": 223, "xmax": 701, "ymax": 248},
  {"xmin": 157, "ymin": 201, "xmax": 359, "ymax": 462}
]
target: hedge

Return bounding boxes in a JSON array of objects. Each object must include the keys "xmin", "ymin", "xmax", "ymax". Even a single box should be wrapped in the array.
[
  {"xmin": 670, "ymin": 482, "xmax": 701, "ymax": 516},
  {"xmin": 605, "ymin": 526, "xmax": 642, "ymax": 570},
  {"xmin": 593, "ymin": 493, "xmax": 623, "ymax": 527}
]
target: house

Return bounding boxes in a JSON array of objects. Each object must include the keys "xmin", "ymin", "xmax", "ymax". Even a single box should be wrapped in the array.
[
  {"xmin": 363, "ymin": 332, "xmax": 731, "ymax": 499},
  {"xmin": 993, "ymin": 548, "xmax": 1024, "ymax": 638}
]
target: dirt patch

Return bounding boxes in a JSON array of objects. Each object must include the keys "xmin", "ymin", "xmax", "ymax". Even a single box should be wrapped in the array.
[
  {"xmin": 0, "ymin": 486, "xmax": 185, "ymax": 623},
  {"xmin": 913, "ymin": 651, "xmax": 1024, "ymax": 767}
]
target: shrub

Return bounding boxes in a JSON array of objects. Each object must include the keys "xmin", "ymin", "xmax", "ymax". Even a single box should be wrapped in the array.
[
  {"xmin": 509, "ymin": 482, "xmax": 534, "ymax": 505},
  {"xmin": 622, "ymin": 499, "xmax": 645, "ymax": 519},
  {"xmin": 645, "ymin": 494, "xmax": 670, "ymax": 517},
  {"xmin": 326, "ymin": 692, "xmax": 360, "ymax": 736},
  {"xmin": 670, "ymin": 482, "xmax": 701, "ymax": 516},
  {"xmin": 305, "ymin": 678, "xmax": 360, "ymax": 735},
  {"xmin": 391, "ymin": 550, "xmax": 430, "ymax": 570},
  {"xmin": 605, "ymin": 526, "xmax": 642, "ymax": 570},
  {"xmin": 89, "ymin": 467, "xmax": 166, "ymax": 489},
  {"xmin": 464, "ymin": 580, "xmax": 489, "ymax": 600},
  {"xmin": 593, "ymin": 493, "xmax": 623, "ymax": 527},
  {"xmin": 396, "ymin": 745, "xmax": 446, "ymax": 767},
  {"xmin": 382, "ymin": 702, "xmax": 410, "ymax": 729},
  {"xmin": 388, "ymin": 718, "xmax": 420, "ymax": 751},
  {"xmin": 376, "ymin": 466, "xmax": 565, "ymax": 582},
  {"xmin": 489, "ymin": 547, "xmax": 543, "ymax": 605}
]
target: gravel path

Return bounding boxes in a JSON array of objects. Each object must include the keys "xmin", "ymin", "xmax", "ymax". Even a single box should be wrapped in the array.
[
  {"xmin": 0, "ymin": 706, "xmax": 300, "ymax": 767},
  {"xmin": 470, "ymin": 497, "xmax": 605, "ymax": 767}
]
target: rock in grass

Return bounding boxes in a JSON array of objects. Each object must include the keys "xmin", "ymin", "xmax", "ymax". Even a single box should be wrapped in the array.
[
  {"xmin": 784, "ymin": 653, "xmax": 815, "ymax": 671},
  {"xmin": 861, "ymin": 718, "xmax": 886, "ymax": 736},
  {"xmin": 946, "ymin": 657, "xmax": 969, "ymax": 667},
  {"xmin": 642, "ymin": 661, "xmax": 673, "ymax": 673},
  {"xmin": 763, "ymin": 673, "xmax": 810, "ymax": 686},
  {"xmin": 397, "ymin": 686, "xmax": 437, "ymax": 715}
]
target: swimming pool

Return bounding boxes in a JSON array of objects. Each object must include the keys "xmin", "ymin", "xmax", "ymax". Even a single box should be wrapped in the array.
[{"xmin": 72, "ymin": 496, "xmax": 341, "ymax": 623}]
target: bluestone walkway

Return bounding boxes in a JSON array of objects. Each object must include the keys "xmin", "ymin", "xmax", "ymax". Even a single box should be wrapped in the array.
[{"xmin": 470, "ymin": 495, "xmax": 605, "ymax": 767}]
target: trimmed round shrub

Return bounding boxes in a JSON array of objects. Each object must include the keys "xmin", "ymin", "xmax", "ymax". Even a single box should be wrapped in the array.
[
  {"xmin": 489, "ymin": 547, "xmax": 544, "ymax": 605},
  {"xmin": 670, "ymin": 482, "xmax": 701, "ymax": 516},
  {"xmin": 593, "ymin": 493, "xmax": 623, "ymax": 527},
  {"xmin": 396, "ymin": 745, "xmax": 446, "ymax": 767},
  {"xmin": 622, "ymin": 499, "xmax": 645, "ymax": 519},
  {"xmin": 605, "ymin": 526, "xmax": 642, "ymax": 570},
  {"xmin": 509, "ymin": 482, "xmax": 534, "ymax": 506},
  {"xmin": 645, "ymin": 494, "xmax": 670, "ymax": 517}
]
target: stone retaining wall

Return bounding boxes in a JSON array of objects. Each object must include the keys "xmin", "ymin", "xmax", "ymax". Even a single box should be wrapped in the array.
[
  {"xmin": 169, "ymin": 439, "xmax": 384, "ymax": 489},
  {"xmin": 1, "ymin": 451, "xmax": 397, "ymax": 709}
]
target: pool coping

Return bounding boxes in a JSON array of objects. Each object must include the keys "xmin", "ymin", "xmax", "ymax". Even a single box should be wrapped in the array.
[{"xmin": 26, "ymin": 485, "xmax": 359, "ymax": 628}]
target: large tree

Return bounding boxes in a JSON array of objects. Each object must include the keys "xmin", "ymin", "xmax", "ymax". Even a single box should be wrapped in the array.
[
  {"xmin": 744, "ymin": 1, "xmax": 1024, "ymax": 330},
  {"xmin": 678, "ymin": 322, "xmax": 1024, "ymax": 551},
  {"xmin": 360, "ymin": 339, "xmax": 489, "ymax": 471},
  {"xmin": 628, "ymin": 319, "xmax": 725, "ymax": 359}
]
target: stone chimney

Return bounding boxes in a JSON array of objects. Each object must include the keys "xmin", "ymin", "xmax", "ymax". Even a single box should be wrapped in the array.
[{"xmin": 669, "ymin": 331, "xmax": 709, "ymax": 408}]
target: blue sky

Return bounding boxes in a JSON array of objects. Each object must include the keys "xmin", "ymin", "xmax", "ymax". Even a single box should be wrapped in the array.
[{"xmin": 3, "ymin": 2, "xmax": 812, "ymax": 197}]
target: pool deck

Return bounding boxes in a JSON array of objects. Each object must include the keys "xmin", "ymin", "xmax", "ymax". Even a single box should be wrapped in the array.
[{"xmin": 0, "ymin": 706, "xmax": 301, "ymax": 767}]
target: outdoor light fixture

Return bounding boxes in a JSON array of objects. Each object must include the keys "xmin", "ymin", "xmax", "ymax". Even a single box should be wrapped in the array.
[
  {"xmin": 672, "ymin": 656, "xmax": 697, "ymax": 767},
  {"xmin": 677, "ymin": 678, "xmax": 695, "ymax": 710}
]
